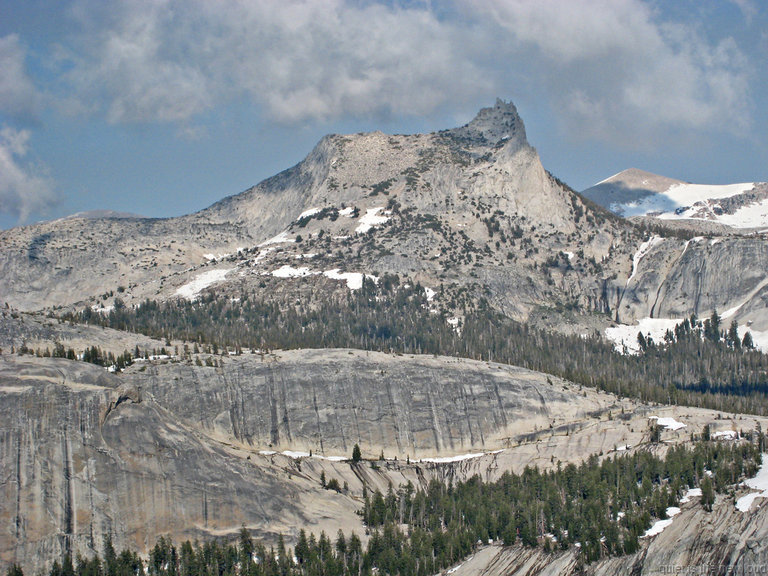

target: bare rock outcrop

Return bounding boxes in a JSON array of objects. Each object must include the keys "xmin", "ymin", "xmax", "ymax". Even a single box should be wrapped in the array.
[
  {"xmin": 2, "ymin": 349, "xmax": 766, "ymax": 574},
  {"xmin": 444, "ymin": 494, "xmax": 768, "ymax": 576},
  {"xmin": 619, "ymin": 235, "xmax": 768, "ymax": 330}
]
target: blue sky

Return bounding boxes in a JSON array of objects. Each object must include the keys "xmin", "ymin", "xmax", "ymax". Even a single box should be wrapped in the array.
[{"xmin": 0, "ymin": 0, "xmax": 766, "ymax": 229}]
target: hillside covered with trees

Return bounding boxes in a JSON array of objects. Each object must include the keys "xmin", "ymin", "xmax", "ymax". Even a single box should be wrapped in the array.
[{"xmin": 60, "ymin": 279, "xmax": 768, "ymax": 416}]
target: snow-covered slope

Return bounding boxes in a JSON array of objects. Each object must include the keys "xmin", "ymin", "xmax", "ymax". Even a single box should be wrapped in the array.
[{"xmin": 582, "ymin": 168, "xmax": 766, "ymax": 229}]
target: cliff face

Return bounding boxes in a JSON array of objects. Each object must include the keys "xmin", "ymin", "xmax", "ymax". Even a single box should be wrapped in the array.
[
  {"xmin": 444, "ymin": 495, "xmax": 768, "ymax": 576},
  {"xmin": 135, "ymin": 349, "xmax": 589, "ymax": 456},
  {"xmin": 0, "ymin": 356, "xmax": 305, "ymax": 573},
  {"xmin": 0, "ymin": 100, "xmax": 633, "ymax": 328},
  {"xmin": 618, "ymin": 235, "xmax": 768, "ymax": 330},
  {"xmin": 4, "ymin": 348, "xmax": 754, "ymax": 575}
]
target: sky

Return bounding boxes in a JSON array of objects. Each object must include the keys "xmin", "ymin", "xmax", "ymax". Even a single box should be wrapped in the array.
[{"xmin": 0, "ymin": 0, "xmax": 766, "ymax": 230}]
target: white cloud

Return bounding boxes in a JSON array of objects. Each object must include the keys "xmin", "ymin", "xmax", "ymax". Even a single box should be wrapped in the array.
[
  {"xmin": 58, "ymin": 0, "xmax": 488, "ymax": 124},
  {"xmin": 60, "ymin": 2, "xmax": 213, "ymax": 123},
  {"xmin": 467, "ymin": 0, "xmax": 751, "ymax": 147},
  {"xmin": 728, "ymin": 0, "xmax": 758, "ymax": 22},
  {"xmin": 0, "ymin": 34, "xmax": 42, "ymax": 120},
  {"xmin": 0, "ymin": 127, "xmax": 56, "ymax": 223},
  {"xmin": 47, "ymin": 0, "xmax": 753, "ymax": 150}
]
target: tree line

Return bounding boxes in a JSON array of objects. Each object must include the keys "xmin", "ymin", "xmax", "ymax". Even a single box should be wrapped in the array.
[
  {"xmin": 7, "ymin": 436, "xmax": 762, "ymax": 576},
  {"xmin": 60, "ymin": 277, "xmax": 768, "ymax": 415}
]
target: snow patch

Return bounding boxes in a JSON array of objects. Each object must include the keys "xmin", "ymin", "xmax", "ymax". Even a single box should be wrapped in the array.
[
  {"xmin": 281, "ymin": 450, "xmax": 311, "ymax": 459},
  {"xmin": 271, "ymin": 265, "xmax": 319, "ymax": 279},
  {"xmin": 259, "ymin": 231, "xmax": 295, "ymax": 247},
  {"xmin": 203, "ymin": 252, "xmax": 232, "ymax": 261},
  {"xmin": 736, "ymin": 454, "xmax": 768, "ymax": 512},
  {"xmin": 355, "ymin": 207, "xmax": 389, "ymax": 234},
  {"xmin": 175, "ymin": 269, "xmax": 233, "ymax": 300},
  {"xmin": 420, "ymin": 450, "xmax": 503, "ymax": 464},
  {"xmin": 339, "ymin": 206, "xmax": 355, "ymax": 217},
  {"xmin": 679, "ymin": 488, "xmax": 702, "ymax": 504},
  {"xmin": 424, "ymin": 287, "xmax": 436, "ymax": 301},
  {"xmin": 649, "ymin": 416, "xmax": 686, "ymax": 431},
  {"xmin": 641, "ymin": 507, "xmax": 681, "ymax": 538},
  {"xmin": 297, "ymin": 208, "xmax": 321, "ymax": 220},
  {"xmin": 712, "ymin": 430, "xmax": 737, "ymax": 440},
  {"xmin": 628, "ymin": 236, "xmax": 663, "ymax": 285},
  {"xmin": 605, "ymin": 317, "xmax": 682, "ymax": 354},
  {"xmin": 323, "ymin": 269, "xmax": 378, "ymax": 290},
  {"xmin": 259, "ymin": 450, "xmax": 346, "ymax": 461},
  {"xmin": 738, "ymin": 326, "xmax": 768, "ymax": 353}
]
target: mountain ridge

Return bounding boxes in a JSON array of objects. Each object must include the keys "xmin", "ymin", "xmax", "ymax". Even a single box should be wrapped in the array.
[
  {"xmin": 5, "ymin": 100, "xmax": 768, "ymax": 575},
  {"xmin": 0, "ymin": 100, "xmax": 632, "ymax": 331},
  {"xmin": 583, "ymin": 167, "xmax": 766, "ymax": 229},
  {"xmin": 3, "ymin": 100, "xmax": 768, "ymax": 339}
]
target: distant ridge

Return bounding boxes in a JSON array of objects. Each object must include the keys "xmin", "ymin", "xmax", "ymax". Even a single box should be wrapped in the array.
[
  {"xmin": 63, "ymin": 209, "xmax": 145, "ymax": 220},
  {"xmin": 582, "ymin": 168, "xmax": 764, "ymax": 229},
  {"xmin": 582, "ymin": 168, "xmax": 685, "ymax": 212}
]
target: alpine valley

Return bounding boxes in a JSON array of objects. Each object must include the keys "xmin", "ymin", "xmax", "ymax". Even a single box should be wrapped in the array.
[{"xmin": 3, "ymin": 100, "xmax": 768, "ymax": 576}]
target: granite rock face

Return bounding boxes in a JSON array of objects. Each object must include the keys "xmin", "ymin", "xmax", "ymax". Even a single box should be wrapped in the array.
[
  {"xmin": 619, "ymin": 235, "xmax": 768, "ymax": 330},
  {"xmin": 0, "ymin": 349, "xmax": 619, "ymax": 573},
  {"xmin": 445, "ymin": 494, "xmax": 768, "ymax": 576},
  {"xmin": 2, "ymin": 349, "xmax": 767, "ymax": 574},
  {"xmin": 0, "ymin": 356, "xmax": 302, "ymax": 573},
  {"xmin": 135, "ymin": 349, "xmax": 587, "ymax": 457},
  {"xmin": 0, "ymin": 100, "xmax": 633, "ymax": 329}
]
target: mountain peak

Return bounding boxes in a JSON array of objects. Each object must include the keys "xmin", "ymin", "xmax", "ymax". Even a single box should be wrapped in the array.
[
  {"xmin": 592, "ymin": 168, "xmax": 684, "ymax": 191},
  {"xmin": 450, "ymin": 98, "xmax": 527, "ymax": 145}
]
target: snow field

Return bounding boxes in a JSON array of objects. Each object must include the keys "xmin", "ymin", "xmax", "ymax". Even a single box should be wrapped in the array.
[
  {"xmin": 736, "ymin": 454, "xmax": 768, "ymax": 512},
  {"xmin": 175, "ymin": 268, "xmax": 233, "ymax": 300},
  {"xmin": 649, "ymin": 416, "xmax": 686, "ymax": 431},
  {"xmin": 605, "ymin": 317, "xmax": 682, "ymax": 354},
  {"xmin": 355, "ymin": 207, "xmax": 390, "ymax": 234}
]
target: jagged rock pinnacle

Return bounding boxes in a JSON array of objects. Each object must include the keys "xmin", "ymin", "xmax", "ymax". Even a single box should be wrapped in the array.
[{"xmin": 450, "ymin": 98, "xmax": 527, "ymax": 145}]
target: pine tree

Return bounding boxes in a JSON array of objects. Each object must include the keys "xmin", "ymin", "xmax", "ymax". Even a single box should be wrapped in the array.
[
  {"xmin": 701, "ymin": 476, "xmax": 715, "ymax": 512},
  {"xmin": 728, "ymin": 320, "xmax": 741, "ymax": 350},
  {"xmin": 352, "ymin": 444, "xmax": 362, "ymax": 462}
]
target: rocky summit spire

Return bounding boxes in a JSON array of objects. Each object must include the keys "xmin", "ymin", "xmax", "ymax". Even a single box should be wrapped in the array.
[{"xmin": 450, "ymin": 98, "xmax": 528, "ymax": 146}]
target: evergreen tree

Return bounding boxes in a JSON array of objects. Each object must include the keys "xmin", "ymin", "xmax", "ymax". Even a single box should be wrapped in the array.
[
  {"xmin": 728, "ymin": 320, "xmax": 741, "ymax": 350},
  {"xmin": 704, "ymin": 310, "xmax": 721, "ymax": 343}
]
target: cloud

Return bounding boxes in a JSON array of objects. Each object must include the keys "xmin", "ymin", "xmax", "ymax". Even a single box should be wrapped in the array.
[
  {"xmin": 467, "ymin": 0, "xmax": 751, "ymax": 147},
  {"xmin": 0, "ymin": 127, "xmax": 56, "ymax": 223},
  {"xmin": 0, "ymin": 34, "xmax": 42, "ymax": 120},
  {"xmin": 59, "ymin": 2, "xmax": 213, "ymax": 123},
  {"xmin": 728, "ymin": 0, "xmax": 758, "ymax": 22},
  {"xmin": 51, "ymin": 0, "xmax": 753, "ymax": 150},
  {"xmin": 58, "ymin": 0, "xmax": 489, "ymax": 125}
]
